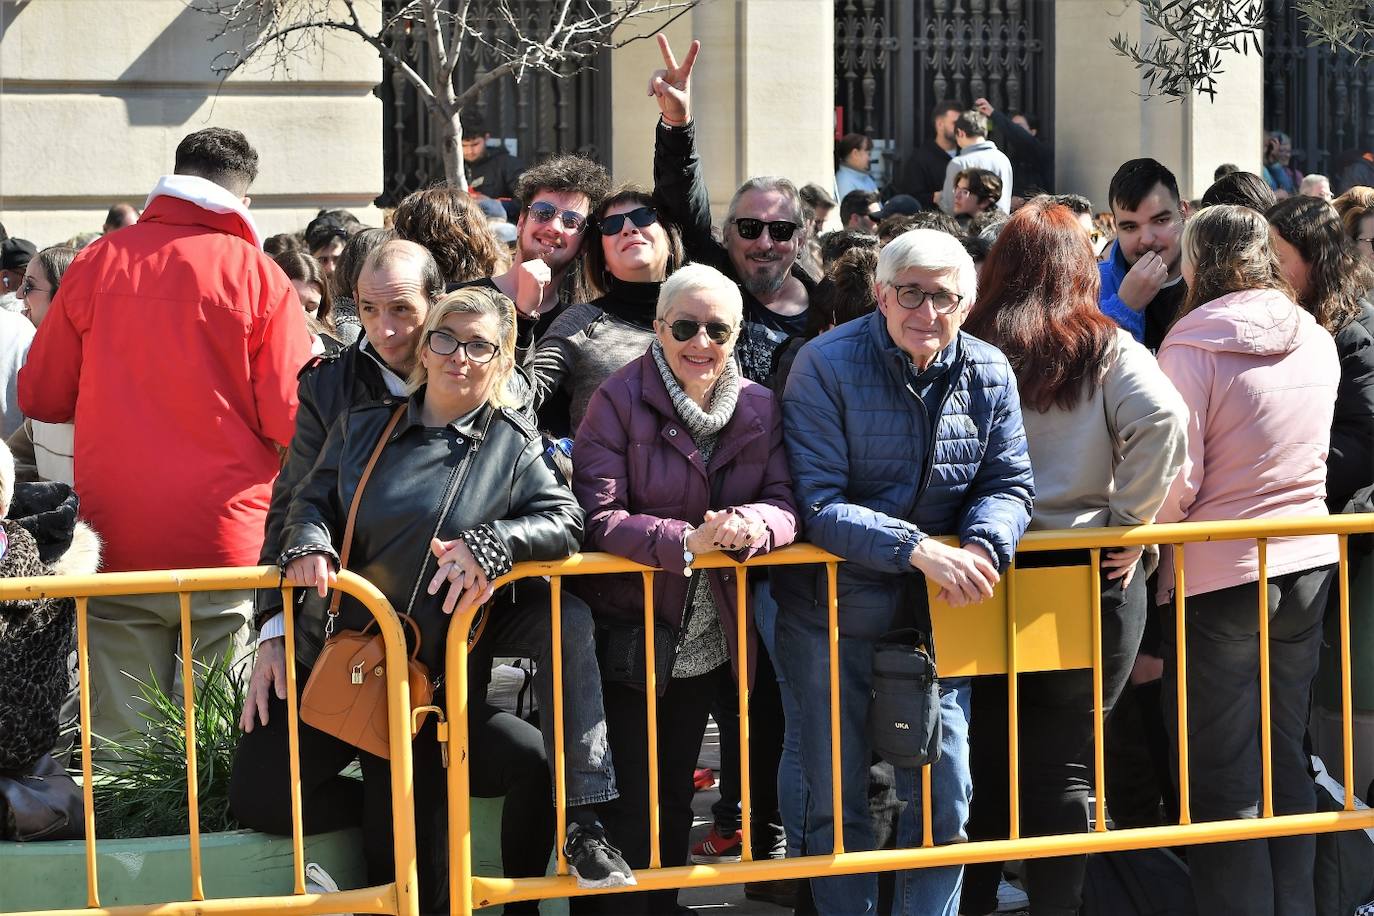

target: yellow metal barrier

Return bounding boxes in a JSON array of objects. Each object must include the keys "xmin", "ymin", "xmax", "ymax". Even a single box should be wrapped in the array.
[
  {"xmin": 0, "ymin": 567, "xmax": 421, "ymax": 916},
  {"xmin": 445, "ymin": 514, "xmax": 1374, "ymax": 913}
]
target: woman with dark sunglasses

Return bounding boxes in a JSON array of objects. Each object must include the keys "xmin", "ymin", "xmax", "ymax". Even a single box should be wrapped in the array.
[
  {"xmin": 570, "ymin": 263, "xmax": 798, "ymax": 915},
  {"xmin": 529, "ymin": 184, "xmax": 685, "ymax": 438}
]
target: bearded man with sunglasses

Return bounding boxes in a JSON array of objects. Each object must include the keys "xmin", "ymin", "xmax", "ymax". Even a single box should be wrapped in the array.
[
  {"xmin": 649, "ymin": 36, "xmax": 815, "ymax": 385},
  {"xmin": 461, "ymin": 155, "xmax": 611, "ymax": 362},
  {"xmin": 776, "ymin": 229, "xmax": 1033, "ymax": 916}
]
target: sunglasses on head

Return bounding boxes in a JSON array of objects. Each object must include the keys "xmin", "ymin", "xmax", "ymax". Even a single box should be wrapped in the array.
[
  {"xmin": 597, "ymin": 206, "xmax": 659, "ymax": 236},
  {"xmin": 526, "ymin": 201, "xmax": 589, "ymax": 234},
  {"xmin": 731, "ymin": 218, "xmax": 800, "ymax": 242},
  {"xmin": 661, "ymin": 318, "xmax": 734, "ymax": 345}
]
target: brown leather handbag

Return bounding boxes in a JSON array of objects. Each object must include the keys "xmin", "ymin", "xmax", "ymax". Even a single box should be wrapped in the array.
[{"xmin": 298, "ymin": 404, "xmax": 434, "ymax": 760}]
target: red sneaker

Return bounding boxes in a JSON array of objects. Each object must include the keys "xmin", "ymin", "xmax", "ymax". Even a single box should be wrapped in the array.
[
  {"xmin": 692, "ymin": 767, "xmax": 715, "ymax": 791},
  {"xmin": 690, "ymin": 826, "xmax": 742, "ymax": 863}
]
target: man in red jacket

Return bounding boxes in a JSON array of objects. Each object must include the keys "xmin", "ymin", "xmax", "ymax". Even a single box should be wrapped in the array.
[{"xmin": 19, "ymin": 128, "xmax": 311, "ymax": 744}]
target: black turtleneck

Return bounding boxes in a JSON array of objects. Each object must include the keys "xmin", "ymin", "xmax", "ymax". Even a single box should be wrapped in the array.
[{"xmin": 596, "ymin": 275, "xmax": 663, "ymax": 328}]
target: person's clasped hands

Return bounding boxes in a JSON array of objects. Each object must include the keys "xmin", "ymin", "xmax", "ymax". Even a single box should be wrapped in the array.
[{"xmin": 685, "ymin": 508, "xmax": 767, "ymax": 557}]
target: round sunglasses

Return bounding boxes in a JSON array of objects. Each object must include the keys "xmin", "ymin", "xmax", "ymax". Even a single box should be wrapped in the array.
[
  {"xmin": 597, "ymin": 206, "xmax": 659, "ymax": 236},
  {"xmin": 659, "ymin": 318, "xmax": 735, "ymax": 345},
  {"xmin": 526, "ymin": 201, "xmax": 589, "ymax": 234}
]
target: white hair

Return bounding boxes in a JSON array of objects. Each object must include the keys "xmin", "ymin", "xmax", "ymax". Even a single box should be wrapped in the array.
[
  {"xmin": 0, "ymin": 438, "xmax": 13, "ymax": 518},
  {"xmin": 656, "ymin": 263, "xmax": 745, "ymax": 323},
  {"xmin": 875, "ymin": 228, "xmax": 977, "ymax": 303},
  {"xmin": 1299, "ymin": 174, "xmax": 1331, "ymax": 196}
]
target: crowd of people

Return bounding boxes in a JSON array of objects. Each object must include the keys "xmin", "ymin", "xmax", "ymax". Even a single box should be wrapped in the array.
[{"xmin": 0, "ymin": 30, "xmax": 1371, "ymax": 916}]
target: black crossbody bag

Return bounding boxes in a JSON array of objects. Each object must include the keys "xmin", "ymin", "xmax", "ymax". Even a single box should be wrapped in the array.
[{"xmin": 867, "ymin": 576, "xmax": 942, "ymax": 768}]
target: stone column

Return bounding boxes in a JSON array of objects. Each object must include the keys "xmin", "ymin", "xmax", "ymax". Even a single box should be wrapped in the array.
[
  {"xmin": 610, "ymin": 0, "xmax": 835, "ymax": 221},
  {"xmin": 0, "ymin": 0, "xmax": 383, "ymax": 246},
  {"xmin": 1053, "ymin": 0, "xmax": 1264, "ymax": 206}
]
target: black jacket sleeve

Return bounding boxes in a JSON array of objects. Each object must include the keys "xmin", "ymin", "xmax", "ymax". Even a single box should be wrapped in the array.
[
  {"xmin": 277, "ymin": 411, "xmax": 348, "ymax": 572},
  {"xmin": 260, "ymin": 367, "xmax": 332, "ymax": 567},
  {"xmin": 1329, "ymin": 308, "xmax": 1374, "ymax": 511},
  {"xmin": 652, "ymin": 120, "xmax": 720, "ymax": 260},
  {"xmin": 489, "ymin": 432, "xmax": 584, "ymax": 562}
]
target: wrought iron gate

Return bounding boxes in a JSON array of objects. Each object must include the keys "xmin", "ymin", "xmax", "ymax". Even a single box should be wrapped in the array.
[
  {"xmin": 1264, "ymin": 2, "xmax": 1374, "ymax": 186},
  {"xmin": 377, "ymin": 1, "xmax": 614, "ymax": 206},
  {"xmin": 833, "ymin": 0, "xmax": 1053, "ymax": 188}
]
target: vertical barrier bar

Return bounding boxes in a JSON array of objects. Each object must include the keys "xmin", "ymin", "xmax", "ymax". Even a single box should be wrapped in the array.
[
  {"xmin": 1338, "ymin": 535, "xmax": 1355, "ymax": 807},
  {"xmin": 1174, "ymin": 544, "xmax": 1191, "ymax": 825},
  {"xmin": 551, "ymin": 578, "xmax": 569, "ymax": 875},
  {"xmin": 1257, "ymin": 539, "xmax": 1274, "ymax": 818},
  {"xmin": 450, "ymin": 609, "xmax": 474, "ymax": 916},
  {"xmin": 826, "ymin": 561, "xmax": 844, "ymax": 853},
  {"xmin": 1090, "ymin": 548, "xmax": 1107, "ymax": 832},
  {"xmin": 921, "ymin": 764, "xmax": 934, "ymax": 848},
  {"xmin": 280, "ymin": 586, "xmax": 306, "ymax": 896},
  {"xmin": 75, "ymin": 596, "xmax": 99, "ymax": 908},
  {"xmin": 384, "ymin": 602, "xmax": 421, "ymax": 916},
  {"xmin": 1007, "ymin": 563, "xmax": 1020, "ymax": 840},
  {"xmin": 177, "ymin": 593, "xmax": 205, "ymax": 901},
  {"xmin": 642, "ymin": 570, "xmax": 662, "ymax": 869},
  {"xmin": 735, "ymin": 565, "xmax": 753, "ymax": 862}
]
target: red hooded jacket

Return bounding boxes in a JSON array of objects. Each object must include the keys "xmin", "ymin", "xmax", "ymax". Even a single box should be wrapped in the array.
[{"xmin": 18, "ymin": 187, "xmax": 311, "ymax": 572}]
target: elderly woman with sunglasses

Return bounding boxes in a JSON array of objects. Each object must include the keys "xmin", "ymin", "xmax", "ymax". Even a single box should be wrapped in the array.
[
  {"xmin": 569, "ymin": 263, "xmax": 798, "ymax": 915},
  {"xmin": 529, "ymin": 183, "xmax": 684, "ymax": 438},
  {"xmin": 232, "ymin": 286, "xmax": 635, "ymax": 913}
]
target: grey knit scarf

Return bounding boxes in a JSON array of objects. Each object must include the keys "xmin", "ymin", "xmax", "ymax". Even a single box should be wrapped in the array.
[
  {"xmin": 650, "ymin": 340, "xmax": 740, "ymax": 460},
  {"xmin": 650, "ymin": 340, "xmax": 742, "ymax": 678}
]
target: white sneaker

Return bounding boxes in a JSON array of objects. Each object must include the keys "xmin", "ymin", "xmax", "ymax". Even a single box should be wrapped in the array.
[
  {"xmin": 304, "ymin": 862, "xmax": 352, "ymax": 916},
  {"xmin": 996, "ymin": 877, "xmax": 1029, "ymax": 912}
]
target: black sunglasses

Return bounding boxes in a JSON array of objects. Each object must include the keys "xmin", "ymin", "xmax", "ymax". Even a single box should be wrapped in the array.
[
  {"xmin": 661, "ymin": 318, "xmax": 734, "ymax": 345},
  {"xmin": 597, "ymin": 206, "xmax": 659, "ymax": 236},
  {"xmin": 426, "ymin": 330, "xmax": 500, "ymax": 364},
  {"xmin": 731, "ymin": 218, "xmax": 800, "ymax": 242},
  {"xmin": 527, "ymin": 201, "xmax": 589, "ymax": 234}
]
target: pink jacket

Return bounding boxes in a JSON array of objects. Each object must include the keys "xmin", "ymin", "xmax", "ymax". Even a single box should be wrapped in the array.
[{"xmin": 1155, "ymin": 288, "xmax": 1339, "ymax": 600}]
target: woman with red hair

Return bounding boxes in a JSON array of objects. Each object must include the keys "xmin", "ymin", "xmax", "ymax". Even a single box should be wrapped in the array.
[{"xmin": 960, "ymin": 198, "xmax": 1189, "ymax": 916}]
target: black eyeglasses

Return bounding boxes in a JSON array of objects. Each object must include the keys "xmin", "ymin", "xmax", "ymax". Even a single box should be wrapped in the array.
[
  {"xmin": 731, "ymin": 218, "xmax": 800, "ymax": 242},
  {"xmin": 890, "ymin": 284, "xmax": 964, "ymax": 313},
  {"xmin": 597, "ymin": 206, "xmax": 659, "ymax": 236},
  {"xmin": 527, "ymin": 201, "xmax": 589, "ymax": 234},
  {"xmin": 660, "ymin": 318, "xmax": 734, "ymax": 345},
  {"xmin": 426, "ymin": 330, "xmax": 500, "ymax": 364},
  {"xmin": 1359, "ymin": 237, "xmax": 1374, "ymax": 249}
]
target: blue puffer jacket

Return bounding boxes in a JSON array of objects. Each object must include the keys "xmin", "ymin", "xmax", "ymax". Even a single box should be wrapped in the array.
[
  {"xmin": 1099, "ymin": 241, "xmax": 1143, "ymax": 342},
  {"xmin": 775, "ymin": 311, "xmax": 1034, "ymax": 639}
]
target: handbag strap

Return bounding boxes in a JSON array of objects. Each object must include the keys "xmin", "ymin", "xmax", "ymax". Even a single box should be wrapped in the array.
[{"xmin": 328, "ymin": 403, "xmax": 407, "ymax": 617}]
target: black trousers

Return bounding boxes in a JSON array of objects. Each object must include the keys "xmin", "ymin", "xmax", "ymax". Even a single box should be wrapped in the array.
[
  {"xmin": 230, "ymin": 668, "xmax": 553, "ymax": 916},
  {"xmin": 709, "ymin": 644, "xmax": 787, "ymax": 857},
  {"xmin": 1162, "ymin": 565, "xmax": 1335, "ymax": 916},
  {"xmin": 571, "ymin": 665, "xmax": 729, "ymax": 916},
  {"xmin": 962, "ymin": 566, "xmax": 1147, "ymax": 916}
]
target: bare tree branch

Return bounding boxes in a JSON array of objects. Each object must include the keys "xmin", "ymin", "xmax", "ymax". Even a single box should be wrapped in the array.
[{"xmin": 186, "ymin": 0, "xmax": 702, "ymax": 185}]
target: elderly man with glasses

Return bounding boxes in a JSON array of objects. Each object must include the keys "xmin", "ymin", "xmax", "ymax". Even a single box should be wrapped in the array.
[{"xmin": 776, "ymin": 228, "xmax": 1034, "ymax": 916}]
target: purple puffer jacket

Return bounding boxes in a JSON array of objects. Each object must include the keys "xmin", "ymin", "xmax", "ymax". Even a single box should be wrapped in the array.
[{"xmin": 572, "ymin": 351, "xmax": 799, "ymax": 686}]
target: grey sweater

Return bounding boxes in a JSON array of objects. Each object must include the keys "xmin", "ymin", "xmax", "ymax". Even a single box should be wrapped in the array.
[
  {"xmin": 1022, "ymin": 330, "xmax": 1189, "ymax": 533},
  {"xmin": 530, "ymin": 284, "xmax": 660, "ymax": 434}
]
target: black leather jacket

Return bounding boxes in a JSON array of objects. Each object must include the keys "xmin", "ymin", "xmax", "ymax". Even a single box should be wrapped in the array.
[
  {"xmin": 261, "ymin": 339, "xmax": 393, "ymax": 571},
  {"xmin": 278, "ymin": 391, "xmax": 582, "ymax": 671}
]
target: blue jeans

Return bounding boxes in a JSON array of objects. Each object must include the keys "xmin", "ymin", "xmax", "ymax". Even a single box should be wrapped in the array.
[
  {"xmin": 776, "ymin": 608, "xmax": 972, "ymax": 916},
  {"xmin": 754, "ymin": 580, "xmax": 807, "ymax": 856}
]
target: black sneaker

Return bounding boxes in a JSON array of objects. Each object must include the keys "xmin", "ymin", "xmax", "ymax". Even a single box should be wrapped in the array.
[{"xmin": 565, "ymin": 823, "xmax": 637, "ymax": 889}]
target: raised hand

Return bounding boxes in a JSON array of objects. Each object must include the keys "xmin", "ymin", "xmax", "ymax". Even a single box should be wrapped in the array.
[
  {"xmin": 974, "ymin": 97, "xmax": 994, "ymax": 117},
  {"xmin": 647, "ymin": 34, "xmax": 700, "ymax": 127}
]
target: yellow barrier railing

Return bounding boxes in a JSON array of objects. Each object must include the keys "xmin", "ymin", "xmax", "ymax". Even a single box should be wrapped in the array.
[
  {"xmin": 445, "ymin": 514, "xmax": 1374, "ymax": 913},
  {"xmin": 0, "ymin": 567, "xmax": 421, "ymax": 916}
]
